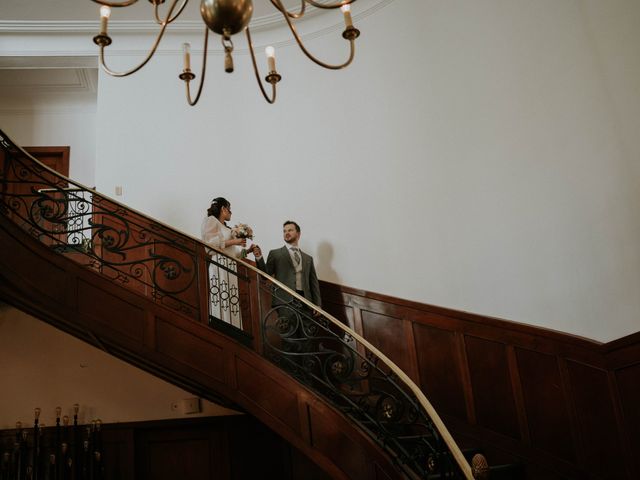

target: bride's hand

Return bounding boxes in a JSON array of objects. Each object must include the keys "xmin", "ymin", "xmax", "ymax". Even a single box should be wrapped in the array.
[{"xmin": 228, "ymin": 237, "xmax": 246, "ymax": 247}]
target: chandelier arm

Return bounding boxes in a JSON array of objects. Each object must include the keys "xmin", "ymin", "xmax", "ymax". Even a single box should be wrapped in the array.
[
  {"xmin": 269, "ymin": 0, "xmax": 306, "ymax": 19},
  {"xmin": 304, "ymin": 0, "xmax": 354, "ymax": 9},
  {"xmin": 246, "ymin": 27, "xmax": 277, "ymax": 104},
  {"xmin": 273, "ymin": 0, "xmax": 356, "ymax": 70},
  {"xmin": 184, "ymin": 28, "xmax": 210, "ymax": 106},
  {"xmin": 97, "ymin": 0, "xmax": 181, "ymax": 77},
  {"xmin": 91, "ymin": 0, "xmax": 138, "ymax": 7},
  {"xmin": 154, "ymin": 0, "xmax": 189, "ymax": 25}
]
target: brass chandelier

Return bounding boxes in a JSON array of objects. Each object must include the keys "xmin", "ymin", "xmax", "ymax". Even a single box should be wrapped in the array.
[{"xmin": 91, "ymin": 0, "xmax": 360, "ymax": 105}]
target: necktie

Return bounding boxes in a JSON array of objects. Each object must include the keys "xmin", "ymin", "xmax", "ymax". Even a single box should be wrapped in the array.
[{"xmin": 292, "ymin": 248, "xmax": 301, "ymax": 265}]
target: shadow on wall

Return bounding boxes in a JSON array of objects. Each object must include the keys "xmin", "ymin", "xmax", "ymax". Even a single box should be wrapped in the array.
[
  {"xmin": 316, "ymin": 241, "xmax": 340, "ymax": 284},
  {"xmin": 315, "ymin": 241, "xmax": 353, "ymax": 332}
]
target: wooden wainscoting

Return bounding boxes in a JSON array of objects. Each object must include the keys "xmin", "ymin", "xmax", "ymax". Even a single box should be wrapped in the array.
[{"xmin": 319, "ymin": 281, "xmax": 640, "ymax": 480}]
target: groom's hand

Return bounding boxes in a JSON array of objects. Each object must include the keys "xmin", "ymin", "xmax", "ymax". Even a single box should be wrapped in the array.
[{"xmin": 252, "ymin": 245, "xmax": 263, "ymax": 259}]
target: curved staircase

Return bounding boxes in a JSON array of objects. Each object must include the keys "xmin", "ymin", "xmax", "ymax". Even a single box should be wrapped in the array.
[{"xmin": 0, "ymin": 130, "xmax": 506, "ymax": 479}]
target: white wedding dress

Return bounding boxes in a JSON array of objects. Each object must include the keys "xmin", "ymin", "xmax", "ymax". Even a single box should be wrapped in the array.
[{"xmin": 201, "ymin": 216, "xmax": 243, "ymax": 329}]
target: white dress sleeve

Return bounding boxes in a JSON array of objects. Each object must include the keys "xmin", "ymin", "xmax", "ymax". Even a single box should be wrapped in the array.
[{"xmin": 201, "ymin": 216, "xmax": 226, "ymax": 250}]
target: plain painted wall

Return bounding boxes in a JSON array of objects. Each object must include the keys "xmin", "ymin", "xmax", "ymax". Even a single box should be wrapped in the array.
[
  {"xmin": 93, "ymin": 1, "xmax": 640, "ymax": 342},
  {"xmin": 0, "ymin": 306, "xmax": 239, "ymax": 430}
]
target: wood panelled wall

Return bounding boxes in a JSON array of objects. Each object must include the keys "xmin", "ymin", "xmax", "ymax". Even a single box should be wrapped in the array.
[
  {"xmin": 319, "ymin": 281, "xmax": 640, "ymax": 480},
  {"xmin": 0, "ymin": 416, "xmax": 330, "ymax": 480}
]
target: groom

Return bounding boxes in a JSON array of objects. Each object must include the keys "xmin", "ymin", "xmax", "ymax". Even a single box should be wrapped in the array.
[{"xmin": 254, "ymin": 220, "xmax": 322, "ymax": 308}]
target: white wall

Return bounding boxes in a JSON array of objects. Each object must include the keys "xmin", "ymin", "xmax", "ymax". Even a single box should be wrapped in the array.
[
  {"xmin": 0, "ymin": 306, "xmax": 239, "ymax": 429},
  {"xmin": 88, "ymin": 1, "xmax": 640, "ymax": 342}
]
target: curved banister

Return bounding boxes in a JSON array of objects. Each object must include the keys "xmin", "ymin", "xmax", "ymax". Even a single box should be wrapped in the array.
[{"xmin": 0, "ymin": 129, "xmax": 476, "ymax": 479}]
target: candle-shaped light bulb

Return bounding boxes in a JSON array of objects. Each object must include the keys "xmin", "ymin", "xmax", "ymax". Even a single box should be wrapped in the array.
[
  {"xmin": 55, "ymin": 406, "xmax": 62, "ymax": 418},
  {"xmin": 265, "ymin": 46, "xmax": 276, "ymax": 72},
  {"xmin": 34, "ymin": 408, "xmax": 41, "ymax": 419},
  {"xmin": 340, "ymin": 3, "xmax": 353, "ymax": 28},
  {"xmin": 73, "ymin": 404, "xmax": 79, "ymax": 415},
  {"xmin": 99, "ymin": 6, "xmax": 111, "ymax": 36},
  {"xmin": 182, "ymin": 42, "xmax": 191, "ymax": 71},
  {"xmin": 63, "ymin": 415, "xmax": 69, "ymax": 426},
  {"xmin": 16, "ymin": 421, "xmax": 22, "ymax": 430}
]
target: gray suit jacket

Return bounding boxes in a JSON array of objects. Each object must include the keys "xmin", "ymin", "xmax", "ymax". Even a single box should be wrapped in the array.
[{"xmin": 256, "ymin": 246, "xmax": 322, "ymax": 307}]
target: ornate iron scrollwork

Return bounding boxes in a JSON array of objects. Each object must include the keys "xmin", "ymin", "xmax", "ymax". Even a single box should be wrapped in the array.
[
  {"xmin": 0, "ymin": 142, "xmax": 200, "ymax": 317},
  {"xmin": 260, "ymin": 283, "xmax": 463, "ymax": 478}
]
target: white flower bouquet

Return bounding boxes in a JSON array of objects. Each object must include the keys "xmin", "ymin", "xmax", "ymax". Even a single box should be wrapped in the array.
[
  {"xmin": 231, "ymin": 223, "xmax": 254, "ymax": 258},
  {"xmin": 231, "ymin": 223, "xmax": 254, "ymax": 239}
]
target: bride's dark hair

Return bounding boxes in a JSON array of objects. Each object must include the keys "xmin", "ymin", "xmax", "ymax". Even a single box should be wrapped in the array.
[{"xmin": 207, "ymin": 197, "xmax": 230, "ymax": 219}]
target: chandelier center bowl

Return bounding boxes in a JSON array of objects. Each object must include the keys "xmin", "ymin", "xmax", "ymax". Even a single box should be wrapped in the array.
[{"xmin": 200, "ymin": 0, "xmax": 254, "ymax": 36}]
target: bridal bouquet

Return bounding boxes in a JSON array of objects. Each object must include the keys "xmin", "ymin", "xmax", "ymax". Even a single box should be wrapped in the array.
[
  {"xmin": 231, "ymin": 223, "xmax": 254, "ymax": 258},
  {"xmin": 231, "ymin": 223, "xmax": 254, "ymax": 240}
]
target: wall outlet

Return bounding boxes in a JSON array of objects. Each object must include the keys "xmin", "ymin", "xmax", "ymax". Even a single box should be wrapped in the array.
[{"xmin": 173, "ymin": 397, "xmax": 201, "ymax": 415}]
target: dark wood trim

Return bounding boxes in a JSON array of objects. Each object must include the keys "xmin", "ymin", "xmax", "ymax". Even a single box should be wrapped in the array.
[
  {"xmin": 322, "ymin": 281, "xmax": 604, "ymax": 347},
  {"xmin": 607, "ymin": 370, "xmax": 635, "ymax": 479},
  {"xmin": 456, "ymin": 332, "xmax": 477, "ymax": 425},
  {"xmin": 506, "ymin": 345, "xmax": 530, "ymax": 446},
  {"xmin": 24, "ymin": 146, "xmax": 70, "ymax": 178},
  {"xmin": 319, "ymin": 280, "xmax": 640, "ymax": 479}
]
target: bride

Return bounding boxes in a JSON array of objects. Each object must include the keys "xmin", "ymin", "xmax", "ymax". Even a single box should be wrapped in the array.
[{"xmin": 201, "ymin": 197, "xmax": 247, "ymax": 329}]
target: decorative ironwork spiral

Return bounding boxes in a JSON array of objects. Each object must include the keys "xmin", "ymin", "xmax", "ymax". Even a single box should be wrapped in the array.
[
  {"xmin": 0, "ymin": 149, "xmax": 199, "ymax": 316},
  {"xmin": 258, "ymin": 279, "xmax": 464, "ymax": 478}
]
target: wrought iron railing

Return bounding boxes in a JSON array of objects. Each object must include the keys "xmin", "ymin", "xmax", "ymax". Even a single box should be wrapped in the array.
[{"xmin": 0, "ymin": 130, "xmax": 480, "ymax": 479}]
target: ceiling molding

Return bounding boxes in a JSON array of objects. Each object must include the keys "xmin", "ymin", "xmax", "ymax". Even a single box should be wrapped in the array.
[
  {"xmin": 0, "ymin": 69, "xmax": 97, "ymax": 94},
  {"xmin": 0, "ymin": 8, "xmax": 318, "ymax": 34},
  {"xmin": 0, "ymin": 17, "xmax": 278, "ymax": 34},
  {"xmin": 82, "ymin": 68, "xmax": 98, "ymax": 92},
  {"xmin": 0, "ymin": 0, "xmax": 394, "ymax": 34}
]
